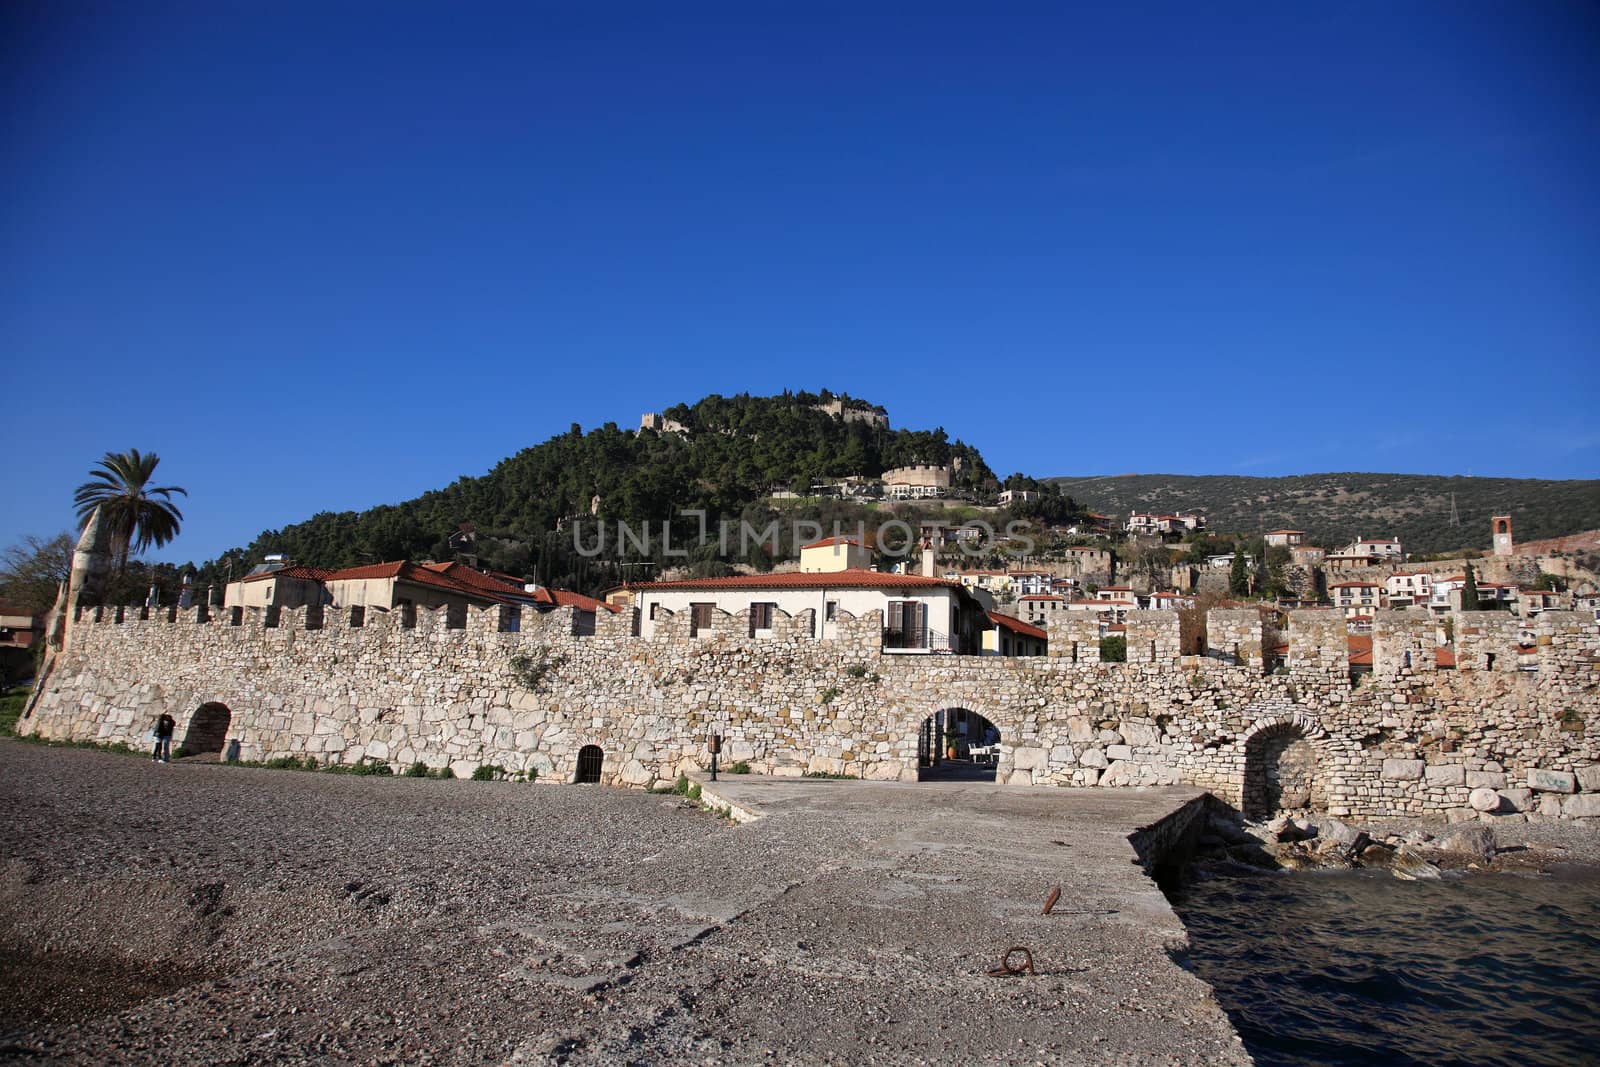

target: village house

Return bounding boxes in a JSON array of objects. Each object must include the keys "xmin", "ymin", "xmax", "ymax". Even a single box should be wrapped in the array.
[
  {"xmin": 798, "ymin": 536, "xmax": 873, "ymax": 573},
  {"xmin": 1290, "ymin": 543, "xmax": 1326, "ymax": 567},
  {"xmin": 1575, "ymin": 590, "xmax": 1600, "ymax": 622},
  {"xmin": 1330, "ymin": 580, "xmax": 1382, "ymax": 618},
  {"xmin": 945, "ymin": 569, "xmax": 1013, "ymax": 597},
  {"xmin": 1013, "ymin": 593, "xmax": 1068, "ymax": 627},
  {"xmin": 1263, "ymin": 529, "xmax": 1305, "ymax": 548},
  {"xmin": 1144, "ymin": 591, "xmax": 1193, "ymax": 610},
  {"xmin": 225, "ymin": 558, "xmax": 611, "ymax": 631},
  {"xmin": 0, "ymin": 600, "xmax": 42, "ymax": 682},
  {"xmin": 983, "ymin": 611, "xmax": 1047, "ymax": 656},
  {"xmin": 1123, "ymin": 513, "xmax": 1164, "ymax": 537},
  {"xmin": 1429, "ymin": 576, "xmax": 1518, "ymax": 613},
  {"xmin": 1383, "ymin": 571, "xmax": 1433, "ymax": 608},
  {"xmin": 1006, "ymin": 570, "xmax": 1054, "ymax": 597},
  {"xmin": 1518, "ymin": 588, "xmax": 1566, "ymax": 617},
  {"xmin": 629, "ymin": 542, "xmax": 990, "ymax": 654},
  {"xmin": 1326, "ymin": 536, "xmax": 1404, "ymax": 568},
  {"xmin": 1065, "ymin": 596, "xmax": 1135, "ymax": 632},
  {"xmin": 996, "ymin": 489, "xmax": 1037, "ymax": 506}
]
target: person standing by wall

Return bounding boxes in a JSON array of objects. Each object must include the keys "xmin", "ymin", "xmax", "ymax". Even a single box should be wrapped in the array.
[{"xmin": 151, "ymin": 712, "xmax": 175, "ymax": 763}]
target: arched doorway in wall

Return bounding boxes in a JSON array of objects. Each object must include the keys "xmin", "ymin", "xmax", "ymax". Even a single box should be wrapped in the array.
[
  {"xmin": 575, "ymin": 745, "xmax": 604, "ymax": 784},
  {"xmin": 917, "ymin": 707, "xmax": 1000, "ymax": 782},
  {"xmin": 182, "ymin": 702, "xmax": 232, "ymax": 758},
  {"xmin": 1242, "ymin": 723, "xmax": 1323, "ymax": 817}
]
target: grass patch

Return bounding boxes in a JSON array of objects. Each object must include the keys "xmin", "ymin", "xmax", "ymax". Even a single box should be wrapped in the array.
[
  {"xmin": 0, "ymin": 690, "xmax": 28, "ymax": 737},
  {"xmin": 727, "ymin": 760, "xmax": 751, "ymax": 774},
  {"xmin": 802, "ymin": 770, "xmax": 859, "ymax": 780}
]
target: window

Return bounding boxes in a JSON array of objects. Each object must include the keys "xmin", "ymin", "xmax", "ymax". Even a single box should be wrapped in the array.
[
  {"xmin": 649, "ymin": 602, "xmax": 662, "ymax": 620},
  {"xmin": 750, "ymin": 602, "xmax": 776, "ymax": 633},
  {"xmin": 690, "ymin": 602, "xmax": 715, "ymax": 637},
  {"xmin": 825, "ymin": 600, "xmax": 839, "ymax": 621},
  {"xmin": 349, "ymin": 605, "xmax": 365, "ymax": 628}
]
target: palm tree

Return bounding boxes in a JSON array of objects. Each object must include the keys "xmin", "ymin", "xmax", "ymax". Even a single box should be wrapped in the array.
[{"xmin": 73, "ymin": 449, "xmax": 187, "ymax": 573}]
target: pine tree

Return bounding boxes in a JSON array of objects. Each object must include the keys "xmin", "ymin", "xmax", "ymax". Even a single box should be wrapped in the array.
[
  {"xmin": 1230, "ymin": 546, "xmax": 1250, "ymax": 597},
  {"xmin": 1460, "ymin": 562, "xmax": 1480, "ymax": 611}
]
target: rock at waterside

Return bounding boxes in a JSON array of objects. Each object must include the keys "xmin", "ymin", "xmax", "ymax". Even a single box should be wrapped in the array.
[
  {"xmin": 1436, "ymin": 826, "xmax": 1496, "ymax": 866},
  {"xmin": 1388, "ymin": 846, "xmax": 1442, "ymax": 880}
]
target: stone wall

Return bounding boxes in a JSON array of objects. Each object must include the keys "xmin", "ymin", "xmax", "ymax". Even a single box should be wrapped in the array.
[{"xmin": 19, "ymin": 602, "xmax": 1600, "ymax": 820}]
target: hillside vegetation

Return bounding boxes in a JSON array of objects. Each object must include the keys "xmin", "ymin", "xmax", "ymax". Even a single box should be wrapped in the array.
[
  {"xmin": 200, "ymin": 391, "xmax": 995, "ymax": 592},
  {"xmin": 1046, "ymin": 473, "xmax": 1600, "ymax": 556}
]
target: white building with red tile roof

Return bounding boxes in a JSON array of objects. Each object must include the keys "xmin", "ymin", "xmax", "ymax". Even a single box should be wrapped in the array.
[
  {"xmin": 629, "ymin": 569, "xmax": 989, "ymax": 653},
  {"xmin": 984, "ymin": 611, "xmax": 1047, "ymax": 657}
]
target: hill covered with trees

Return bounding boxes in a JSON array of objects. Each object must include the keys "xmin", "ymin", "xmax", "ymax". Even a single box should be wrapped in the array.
[
  {"xmin": 1045, "ymin": 472, "xmax": 1600, "ymax": 556},
  {"xmin": 197, "ymin": 391, "xmax": 997, "ymax": 592}
]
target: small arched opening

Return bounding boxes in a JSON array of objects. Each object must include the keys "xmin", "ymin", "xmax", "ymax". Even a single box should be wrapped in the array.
[
  {"xmin": 182, "ymin": 702, "xmax": 233, "ymax": 758},
  {"xmin": 1242, "ymin": 723, "xmax": 1323, "ymax": 818},
  {"xmin": 917, "ymin": 707, "xmax": 1000, "ymax": 782},
  {"xmin": 575, "ymin": 745, "xmax": 604, "ymax": 784}
]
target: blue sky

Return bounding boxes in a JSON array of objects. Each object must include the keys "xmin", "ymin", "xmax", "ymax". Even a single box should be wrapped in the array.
[{"xmin": 4, "ymin": 2, "xmax": 1597, "ymax": 564}]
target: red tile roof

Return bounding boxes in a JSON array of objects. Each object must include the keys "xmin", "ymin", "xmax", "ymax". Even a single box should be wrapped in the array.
[
  {"xmin": 326, "ymin": 561, "xmax": 519, "ymax": 605},
  {"xmin": 1347, "ymin": 635, "xmax": 1373, "ymax": 666},
  {"xmin": 239, "ymin": 564, "xmax": 336, "ymax": 584},
  {"xmin": 636, "ymin": 568, "xmax": 969, "ymax": 593},
  {"xmin": 988, "ymin": 611, "xmax": 1047, "ymax": 640},
  {"xmin": 420, "ymin": 561, "xmax": 528, "ymax": 598},
  {"xmin": 801, "ymin": 537, "xmax": 862, "ymax": 550},
  {"xmin": 531, "ymin": 587, "xmax": 617, "ymax": 613}
]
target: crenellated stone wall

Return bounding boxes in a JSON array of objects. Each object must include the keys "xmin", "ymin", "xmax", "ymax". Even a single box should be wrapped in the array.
[{"xmin": 18, "ymin": 602, "xmax": 1600, "ymax": 820}]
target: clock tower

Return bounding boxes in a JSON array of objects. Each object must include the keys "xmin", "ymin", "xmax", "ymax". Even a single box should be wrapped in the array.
[{"xmin": 1492, "ymin": 516, "xmax": 1513, "ymax": 557}]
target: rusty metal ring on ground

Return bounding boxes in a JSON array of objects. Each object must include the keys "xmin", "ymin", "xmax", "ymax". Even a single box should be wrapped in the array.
[{"xmin": 986, "ymin": 945, "xmax": 1036, "ymax": 977}]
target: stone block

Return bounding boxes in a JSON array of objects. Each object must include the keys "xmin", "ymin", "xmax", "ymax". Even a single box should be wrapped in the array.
[
  {"xmin": 1011, "ymin": 747, "xmax": 1046, "ymax": 771},
  {"xmin": 1382, "ymin": 759, "xmax": 1425, "ymax": 781},
  {"xmin": 1106, "ymin": 744, "xmax": 1134, "ymax": 761},
  {"xmin": 1465, "ymin": 770, "xmax": 1506, "ymax": 790},
  {"xmin": 1078, "ymin": 748, "xmax": 1108, "ymax": 768},
  {"xmin": 1562, "ymin": 794, "xmax": 1600, "ymax": 818},
  {"xmin": 1528, "ymin": 769, "xmax": 1577, "ymax": 793},
  {"xmin": 1496, "ymin": 788, "xmax": 1533, "ymax": 812},
  {"xmin": 1424, "ymin": 764, "xmax": 1464, "ymax": 787},
  {"xmin": 1576, "ymin": 765, "xmax": 1600, "ymax": 792}
]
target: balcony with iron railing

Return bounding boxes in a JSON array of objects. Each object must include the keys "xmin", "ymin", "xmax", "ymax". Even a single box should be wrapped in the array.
[{"xmin": 883, "ymin": 626, "xmax": 960, "ymax": 653}]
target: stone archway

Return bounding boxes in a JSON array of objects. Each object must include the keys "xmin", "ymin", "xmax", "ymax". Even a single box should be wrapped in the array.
[
  {"xmin": 916, "ymin": 707, "xmax": 1001, "ymax": 782},
  {"xmin": 182, "ymin": 702, "xmax": 232, "ymax": 758},
  {"xmin": 1242, "ymin": 721, "xmax": 1324, "ymax": 818},
  {"xmin": 575, "ymin": 744, "xmax": 604, "ymax": 784}
]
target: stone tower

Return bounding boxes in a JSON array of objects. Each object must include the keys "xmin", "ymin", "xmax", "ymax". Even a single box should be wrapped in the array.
[{"xmin": 1492, "ymin": 515, "xmax": 1513, "ymax": 557}]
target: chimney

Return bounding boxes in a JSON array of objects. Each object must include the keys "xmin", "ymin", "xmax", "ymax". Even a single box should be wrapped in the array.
[{"xmin": 921, "ymin": 544, "xmax": 936, "ymax": 578}]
